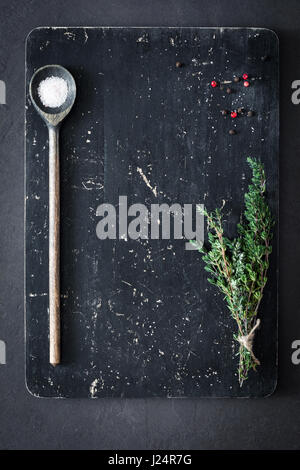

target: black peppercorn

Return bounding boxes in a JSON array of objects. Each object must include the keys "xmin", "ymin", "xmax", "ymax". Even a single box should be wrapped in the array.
[
  {"xmin": 233, "ymin": 76, "xmax": 240, "ymax": 83},
  {"xmin": 229, "ymin": 129, "xmax": 236, "ymax": 135},
  {"xmin": 226, "ymin": 87, "xmax": 232, "ymax": 94},
  {"xmin": 247, "ymin": 110, "xmax": 254, "ymax": 117},
  {"xmin": 175, "ymin": 61, "xmax": 183, "ymax": 68},
  {"xmin": 237, "ymin": 107, "xmax": 244, "ymax": 114},
  {"xmin": 221, "ymin": 109, "xmax": 228, "ymax": 116},
  {"xmin": 261, "ymin": 55, "xmax": 269, "ymax": 62}
]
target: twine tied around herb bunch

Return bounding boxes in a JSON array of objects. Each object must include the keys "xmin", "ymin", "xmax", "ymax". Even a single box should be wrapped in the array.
[{"xmin": 237, "ymin": 318, "xmax": 261, "ymax": 366}]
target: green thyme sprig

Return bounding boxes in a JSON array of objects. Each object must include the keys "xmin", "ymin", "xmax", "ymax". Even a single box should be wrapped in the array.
[{"xmin": 191, "ymin": 158, "xmax": 273, "ymax": 386}]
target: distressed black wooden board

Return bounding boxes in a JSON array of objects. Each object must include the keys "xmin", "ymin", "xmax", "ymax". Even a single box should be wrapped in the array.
[{"xmin": 25, "ymin": 27, "xmax": 278, "ymax": 398}]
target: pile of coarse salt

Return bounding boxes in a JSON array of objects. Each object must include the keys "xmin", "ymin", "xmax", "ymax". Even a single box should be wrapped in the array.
[{"xmin": 38, "ymin": 76, "xmax": 68, "ymax": 108}]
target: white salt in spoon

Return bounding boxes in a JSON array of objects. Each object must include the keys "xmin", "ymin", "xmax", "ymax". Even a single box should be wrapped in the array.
[{"xmin": 29, "ymin": 65, "xmax": 76, "ymax": 366}]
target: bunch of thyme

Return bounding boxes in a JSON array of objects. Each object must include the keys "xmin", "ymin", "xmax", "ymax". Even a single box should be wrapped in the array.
[{"xmin": 191, "ymin": 158, "xmax": 273, "ymax": 386}]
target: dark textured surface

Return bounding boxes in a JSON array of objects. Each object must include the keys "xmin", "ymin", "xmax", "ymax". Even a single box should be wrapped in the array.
[
  {"xmin": 0, "ymin": 0, "xmax": 299, "ymax": 449},
  {"xmin": 25, "ymin": 27, "xmax": 278, "ymax": 398}
]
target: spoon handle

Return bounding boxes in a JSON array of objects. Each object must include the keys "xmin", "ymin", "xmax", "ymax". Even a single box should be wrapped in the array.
[{"xmin": 48, "ymin": 125, "xmax": 60, "ymax": 366}]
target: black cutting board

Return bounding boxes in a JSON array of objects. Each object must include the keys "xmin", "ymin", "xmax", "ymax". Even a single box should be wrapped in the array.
[{"xmin": 25, "ymin": 27, "xmax": 279, "ymax": 398}]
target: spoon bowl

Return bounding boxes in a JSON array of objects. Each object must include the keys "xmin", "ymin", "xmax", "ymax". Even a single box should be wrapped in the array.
[{"xmin": 29, "ymin": 64, "xmax": 76, "ymax": 127}]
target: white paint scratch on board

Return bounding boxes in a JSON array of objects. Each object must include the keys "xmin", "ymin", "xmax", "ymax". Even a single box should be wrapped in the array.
[
  {"xmin": 136, "ymin": 33, "xmax": 149, "ymax": 43},
  {"xmin": 29, "ymin": 292, "xmax": 47, "ymax": 297},
  {"xmin": 137, "ymin": 167, "xmax": 157, "ymax": 197},
  {"xmin": 90, "ymin": 378, "xmax": 99, "ymax": 397},
  {"xmin": 64, "ymin": 31, "xmax": 76, "ymax": 40}
]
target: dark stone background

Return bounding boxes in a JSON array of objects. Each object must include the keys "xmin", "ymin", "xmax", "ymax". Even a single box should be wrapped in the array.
[{"xmin": 0, "ymin": 0, "xmax": 299, "ymax": 450}]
